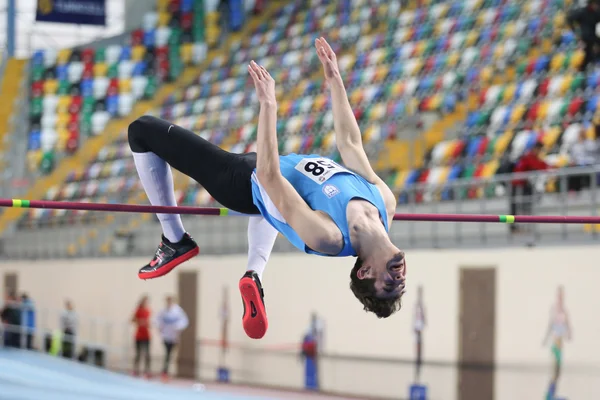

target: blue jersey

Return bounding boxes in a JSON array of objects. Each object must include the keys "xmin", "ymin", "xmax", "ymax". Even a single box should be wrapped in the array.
[{"xmin": 251, "ymin": 153, "xmax": 389, "ymax": 257}]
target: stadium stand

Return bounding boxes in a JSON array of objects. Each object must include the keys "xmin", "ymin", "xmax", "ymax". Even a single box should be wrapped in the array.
[{"xmin": 18, "ymin": 0, "xmax": 574, "ymax": 231}]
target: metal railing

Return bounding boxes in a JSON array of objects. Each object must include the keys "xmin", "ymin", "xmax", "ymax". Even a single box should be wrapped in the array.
[{"xmin": 3, "ymin": 166, "xmax": 600, "ymax": 259}]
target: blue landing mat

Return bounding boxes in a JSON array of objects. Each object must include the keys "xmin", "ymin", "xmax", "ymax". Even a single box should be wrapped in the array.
[{"xmin": 0, "ymin": 349, "xmax": 275, "ymax": 400}]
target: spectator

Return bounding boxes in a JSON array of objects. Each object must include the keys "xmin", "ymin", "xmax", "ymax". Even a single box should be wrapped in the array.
[
  {"xmin": 510, "ymin": 142, "xmax": 550, "ymax": 233},
  {"xmin": 1, "ymin": 291, "xmax": 21, "ymax": 348},
  {"xmin": 60, "ymin": 299, "xmax": 77, "ymax": 358},
  {"xmin": 156, "ymin": 296, "xmax": 189, "ymax": 382},
  {"xmin": 568, "ymin": 128, "xmax": 597, "ymax": 191},
  {"xmin": 20, "ymin": 293, "xmax": 36, "ymax": 350},
  {"xmin": 132, "ymin": 295, "xmax": 152, "ymax": 378},
  {"xmin": 567, "ymin": 0, "xmax": 600, "ymax": 71}
]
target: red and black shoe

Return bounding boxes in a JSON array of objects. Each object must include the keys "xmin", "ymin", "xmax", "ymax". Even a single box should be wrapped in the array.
[
  {"xmin": 138, "ymin": 233, "xmax": 199, "ymax": 280},
  {"xmin": 239, "ymin": 271, "xmax": 268, "ymax": 339}
]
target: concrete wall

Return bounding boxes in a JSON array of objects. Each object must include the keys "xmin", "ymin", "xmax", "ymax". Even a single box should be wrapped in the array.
[{"xmin": 1, "ymin": 246, "xmax": 600, "ymax": 399}]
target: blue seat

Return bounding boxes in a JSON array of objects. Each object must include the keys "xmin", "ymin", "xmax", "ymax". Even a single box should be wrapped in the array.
[
  {"xmin": 80, "ymin": 79, "xmax": 94, "ymax": 97},
  {"xmin": 56, "ymin": 65, "xmax": 69, "ymax": 81},
  {"xmin": 32, "ymin": 51, "xmax": 45, "ymax": 66},
  {"xmin": 105, "ymin": 95, "xmax": 119, "ymax": 116},
  {"xmin": 119, "ymin": 46, "xmax": 132, "ymax": 62},
  {"xmin": 28, "ymin": 131, "xmax": 41, "ymax": 151},
  {"xmin": 132, "ymin": 61, "xmax": 147, "ymax": 76},
  {"xmin": 143, "ymin": 30, "xmax": 156, "ymax": 48}
]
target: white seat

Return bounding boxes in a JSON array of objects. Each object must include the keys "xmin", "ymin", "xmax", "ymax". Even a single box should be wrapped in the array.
[
  {"xmin": 67, "ymin": 62, "xmax": 84, "ymax": 84},
  {"xmin": 44, "ymin": 49, "xmax": 58, "ymax": 68},
  {"xmin": 93, "ymin": 77, "xmax": 110, "ymax": 100},
  {"xmin": 118, "ymin": 61, "xmax": 134, "ymax": 80},
  {"xmin": 118, "ymin": 93, "xmax": 134, "ymax": 117},
  {"xmin": 105, "ymin": 45, "xmax": 122, "ymax": 65},
  {"xmin": 131, "ymin": 76, "xmax": 148, "ymax": 100},
  {"xmin": 142, "ymin": 12, "xmax": 158, "ymax": 31},
  {"xmin": 91, "ymin": 111, "xmax": 111, "ymax": 135},
  {"xmin": 155, "ymin": 27, "xmax": 172, "ymax": 47},
  {"xmin": 43, "ymin": 95, "xmax": 59, "ymax": 115},
  {"xmin": 41, "ymin": 114, "xmax": 58, "ymax": 130},
  {"xmin": 40, "ymin": 129, "xmax": 58, "ymax": 151}
]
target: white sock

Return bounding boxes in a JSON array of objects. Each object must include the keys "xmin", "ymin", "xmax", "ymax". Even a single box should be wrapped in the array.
[
  {"xmin": 247, "ymin": 216, "xmax": 278, "ymax": 281},
  {"xmin": 132, "ymin": 152, "xmax": 186, "ymax": 243}
]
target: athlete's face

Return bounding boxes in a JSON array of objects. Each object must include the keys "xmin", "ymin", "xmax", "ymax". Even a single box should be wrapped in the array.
[{"xmin": 358, "ymin": 251, "xmax": 406, "ymax": 299}]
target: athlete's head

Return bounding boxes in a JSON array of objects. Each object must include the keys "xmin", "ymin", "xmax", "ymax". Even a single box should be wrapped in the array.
[{"xmin": 349, "ymin": 251, "xmax": 406, "ymax": 318}]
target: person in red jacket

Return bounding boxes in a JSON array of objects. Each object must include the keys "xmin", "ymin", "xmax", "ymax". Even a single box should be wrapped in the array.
[
  {"xmin": 510, "ymin": 142, "xmax": 550, "ymax": 232},
  {"xmin": 132, "ymin": 295, "xmax": 151, "ymax": 378}
]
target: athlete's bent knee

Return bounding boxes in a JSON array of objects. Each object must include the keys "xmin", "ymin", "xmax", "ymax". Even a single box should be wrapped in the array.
[{"xmin": 128, "ymin": 115, "xmax": 161, "ymax": 153}]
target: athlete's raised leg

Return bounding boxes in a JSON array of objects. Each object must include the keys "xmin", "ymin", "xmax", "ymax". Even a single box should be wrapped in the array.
[
  {"xmin": 128, "ymin": 115, "xmax": 260, "ymax": 279},
  {"xmin": 240, "ymin": 216, "xmax": 278, "ymax": 339}
]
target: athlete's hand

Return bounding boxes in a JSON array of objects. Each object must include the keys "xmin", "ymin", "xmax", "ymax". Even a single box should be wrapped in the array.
[
  {"xmin": 315, "ymin": 37, "xmax": 341, "ymax": 82},
  {"xmin": 248, "ymin": 60, "xmax": 276, "ymax": 106}
]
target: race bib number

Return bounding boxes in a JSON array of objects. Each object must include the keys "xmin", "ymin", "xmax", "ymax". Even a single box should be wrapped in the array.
[{"xmin": 294, "ymin": 157, "xmax": 350, "ymax": 185}]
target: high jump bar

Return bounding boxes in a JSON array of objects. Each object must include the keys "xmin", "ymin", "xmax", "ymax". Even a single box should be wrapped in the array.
[{"xmin": 2, "ymin": 198, "xmax": 600, "ymax": 224}]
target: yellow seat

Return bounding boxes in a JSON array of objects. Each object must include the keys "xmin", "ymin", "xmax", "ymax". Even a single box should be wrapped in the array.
[
  {"xmin": 131, "ymin": 45, "xmax": 146, "ymax": 62},
  {"xmin": 27, "ymin": 150, "xmax": 42, "ymax": 172},
  {"xmin": 56, "ymin": 95, "xmax": 72, "ymax": 113},
  {"xmin": 156, "ymin": 0, "xmax": 169, "ymax": 12},
  {"xmin": 57, "ymin": 49, "xmax": 72, "ymax": 64},
  {"xmin": 394, "ymin": 170, "xmax": 409, "ymax": 190},
  {"xmin": 158, "ymin": 11, "xmax": 171, "ymax": 27},
  {"xmin": 447, "ymin": 52, "xmax": 460, "ymax": 68},
  {"xmin": 571, "ymin": 50, "xmax": 585, "ymax": 70},
  {"xmin": 542, "ymin": 126, "xmax": 561, "ymax": 148},
  {"xmin": 503, "ymin": 84, "xmax": 516, "ymax": 104},
  {"xmin": 494, "ymin": 130, "xmax": 514, "ymax": 157},
  {"xmin": 56, "ymin": 114, "xmax": 70, "ymax": 130},
  {"xmin": 537, "ymin": 101, "xmax": 550, "ymax": 121},
  {"xmin": 313, "ymin": 94, "xmax": 327, "ymax": 112},
  {"xmin": 181, "ymin": 43, "xmax": 193, "ymax": 64},
  {"xmin": 43, "ymin": 79, "xmax": 59, "ymax": 95},
  {"xmin": 550, "ymin": 53, "xmax": 565, "ymax": 72},
  {"xmin": 94, "ymin": 63, "xmax": 108, "ymax": 77},
  {"xmin": 510, "ymin": 105, "xmax": 526, "ymax": 124},
  {"xmin": 119, "ymin": 78, "xmax": 132, "ymax": 93},
  {"xmin": 560, "ymin": 75, "xmax": 572, "ymax": 95}
]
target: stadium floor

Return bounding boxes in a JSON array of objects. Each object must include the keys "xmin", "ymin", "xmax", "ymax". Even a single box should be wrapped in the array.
[{"xmin": 0, "ymin": 348, "xmax": 368, "ymax": 400}]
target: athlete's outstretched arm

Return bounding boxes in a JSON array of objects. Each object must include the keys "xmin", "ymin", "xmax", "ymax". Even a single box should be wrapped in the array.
[
  {"xmin": 315, "ymin": 38, "xmax": 397, "ymax": 219},
  {"xmin": 248, "ymin": 61, "xmax": 342, "ymax": 255}
]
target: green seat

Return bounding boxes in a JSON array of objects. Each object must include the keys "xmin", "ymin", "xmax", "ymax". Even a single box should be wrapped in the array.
[
  {"xmin": 144, "ymin": 77, "xmax": 157, "ymax": 98},
  {"xmin": 477, "ymin": 110, "xmax": 492, "ymax": 126},
  {"xmin": 516, "ymin": 38, "xmax": 530, "ymax": 56},
  {"xmin": 57, "ymin": 80, "xmax": 70, "ymax": 95},
  {"xmin": 570, "ymin": 72, "xmax": 585, "ymax": 93},
  {"xmin": 80, "ymin": 110, "xmax": 93, "ymax": 135},
  {"xmin": 82, "ymin": 97, "xmax": 96, "ymax": 114},
  {"xmin": 169, "ymin": 59, "xmax": 184, "ymax": 81},
  {"xmin": 107, "ymin": 64, "xmax": 119, "ymax": 79},
  {"xmin": 312, "ymin": 134, "xmax": 323, "ymax": 150},
  {"xmin": 30, "ymin": 98, "xmax": 43, "ymax": 118},
  {"xmin": 95, "ymin": 48, "xmax": 106, "ymax": 63},
  {"xmin": 559, "ymin": 97, "xmax": 571, "ymax": 118},
  {"xmin": 169, "ymin": 28, "xmax": 183, "ymax": 46},
  {"xmin": 516, "ymin": 61, "xmax": 527, "ymax": 76},
  {"xmin": 31, "ymin": 65, "xmax": 45, "ymax": 81},
  {"xmin": 40, "ymin": 151, "xmax": 55, "ymax": 175},
  {"xmin": 563, "ymin": 51, "xmax": 573, "ymax": 71}
]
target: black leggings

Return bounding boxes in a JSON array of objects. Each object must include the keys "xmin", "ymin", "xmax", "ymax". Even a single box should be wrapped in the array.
[
  {"xmin": 163, "ymin": 340, "xmax": 176, "ymax": 374},
  {"xmin": 134, "ymin": 339, "xmax": 151, "ymax": 374},
  {"xmin": 128, "ymin": 115, "xmax": 260, "ymax": 215}
]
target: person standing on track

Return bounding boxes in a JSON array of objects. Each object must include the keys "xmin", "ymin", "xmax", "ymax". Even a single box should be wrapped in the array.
[{"xmin": 127, "ymin": 37, "xmax": 406, "ymax": 340}]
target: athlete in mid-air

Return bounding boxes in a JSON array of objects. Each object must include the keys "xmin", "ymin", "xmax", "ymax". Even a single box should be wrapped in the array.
[{"xmin": 127, "ymin": 38, "xmax": 406, "ymax": 339}]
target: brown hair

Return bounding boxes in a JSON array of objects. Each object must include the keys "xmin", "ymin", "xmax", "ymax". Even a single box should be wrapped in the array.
[{"xmin": 349, "ymin": 258, "xmax": 403, "ymax": 318}]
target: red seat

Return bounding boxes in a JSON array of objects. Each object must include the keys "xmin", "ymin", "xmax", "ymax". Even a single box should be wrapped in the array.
[
  {"xmin": 69, "ymin": 95, "xmax": 83, "ymax": 114},
  {"xmin": 131, "ymin": 29, "xmax": 144, "ymax": 46},
  {"xmin": 181, "ymin": 12, "xmax": 193, "ymax": 30},
  {"xmin": 66, "ymin": 131, "xmax": 79, "ymax": 154},
  {"xmin": 32, "ymin": 81, "xmax": 44, "ymax": 97},
  {"xmin": 81, "ymin": 48, "xmax": 95, "ymax": 64}
]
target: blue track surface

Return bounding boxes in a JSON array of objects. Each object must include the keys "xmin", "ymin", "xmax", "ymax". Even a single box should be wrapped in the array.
[{"xmin": 0, "ymin": 349, "xmax": 273, "ymax": 400}]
